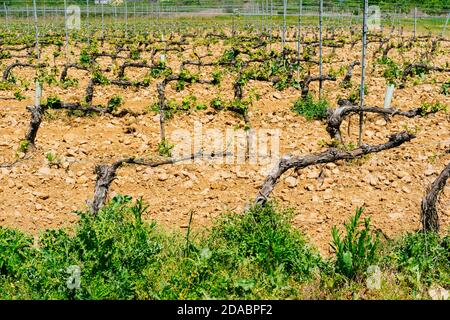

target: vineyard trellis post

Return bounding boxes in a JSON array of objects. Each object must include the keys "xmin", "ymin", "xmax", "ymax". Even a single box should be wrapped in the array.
[
  {"xmin": 101, "ymin": 2, "xmax": 104, "ymax": 38},
  {"xmin": 63, "ymin": 0, "xmax": 69, "ymax": 60},
  {"xmin": 3, "ymin": 1, "xmax": 7, "ymax": 31},
  {"xmin": 297, "ymin": 0, "xmax": 302, "ymax": 56},
  {"xmin": 282, "ymin": 0, "xmax": 287, "ymax": 48},
  {"xmin": 26, "ymin": 4, "xmax": 30, "ymax": 32},
  {"xmin": 442, "ymin": 12, "xmax": 450, "ymax": 37},
  {"xmin": 231, "ymin": 6, "xmax": 235, "ymax": 35},
  {"xmin": 414, "ymin": 7, "xmax": 417, "ymax": 39},
  {"xmin": 32, "ymin": 0, "xmax": 40, "ymax": 71},
  {"xmin": 260, "ymin": 1, "xmax": 263, "ymax": 35},
  {"xmin": 86, "ymin": 0, "xmax": 90, "ymax": 44},
  {"xmin": 269, "ymin": 0, "xmax": 273, "ymax": 46},
  {"xmin": 297, "ymin": 0, "xmax": 302, "ymax": 80},
  {"xmin": 28, "ymin": 0, "xmax": 43, "ymax": 148},
  {"xmin": 358, "ymin": 0, "xmax": 368, "ymax": 147},
  {"xmin": 319, "ymin": 0, "xmax": 323, "ymax": 98},
  {"xmin": 265, "ymin": 0, "xmax": 268, "ymax": 32},
  {"xmin": 125, "ymin": 0, "xmax": 128, "ymax": 38}
]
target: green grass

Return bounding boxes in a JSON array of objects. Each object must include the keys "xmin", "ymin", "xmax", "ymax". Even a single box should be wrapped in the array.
[
  {"xmin": 0, "ymin": 196, "xmax": 448, "ymax": 300},
  {"xmin": 293, "ymin": 95, "xmax": 329, "ymax": 120}
]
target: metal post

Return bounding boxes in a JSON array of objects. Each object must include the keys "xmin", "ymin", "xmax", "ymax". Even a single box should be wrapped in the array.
[
  {"xmin": 319, "ymin": 0, "xmax": 323, "ymax": 97},
  {"xmin": 414, "ymin": 7, "xmax": 417, "ymax": 39},
  {"xmin": 269, "ymin": 0, "xmax": 273, "ymax": 46},
  {"xmin": 125, "ymin": 0, "xmax": 128, "ymax": 37},
  {"xmin": 32, "ymin": 0, "xmax": 42, "ymax": 108},
  {"xmin": 358, "ymin": 0, "xmax": 368, "ymax": 147},
  {"xmin": 282, "ymin": 0, "xmax": 287, "ymax": 48},
  {"xmin": 442, "ymin": 12, "xmax": 450, "ymax": 37},
  {"xmin": 101, "ymin": 3, "xmax": 104, "ymax": 38},
  {"xmin": 3, "ymin": 2, "xmax": 7, "ymax": 29},
  {"xmin": 297, "ymin": 0, "xmax": 302, "ymax": 59},
  {"xmin": 64, "ymin": 0, "xmax": 68, "ymax": 59}
]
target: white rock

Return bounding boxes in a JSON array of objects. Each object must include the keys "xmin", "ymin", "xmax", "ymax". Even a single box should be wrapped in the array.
[
  {"xmin": 183, "ymin": 180, "xmax": 194, "ymax": 188},
  {"xmin": 62, "ymin": 133, "xmax": 78, "ymax": 144},
  {"xmin": 65, "ymin": 177, "xmax": 76, "ymax": 185},
  {"xmin": 323, "ymin": 192, "xmax": 333, "ymax": 200},
  {"xmin": 395, "ymin": 171, "xmax": 409, "ymax": 179},
  {"xmin": 402, "ymin": 186, "xmax": 411, "ymax": 194},
  {"xmin": 365, "ymin": 130, "xmax": 375, "ymax": 137},
  {"xmin": 158, "ymin": 173, "xmax": 169, "ymax": 181},
  {"xmin": 351, "ymin": 197, "xmax": 365, "ymax": 207},
  {"xmin": 428, "ymin": 285, "xmax": 449, "ymax": 300},
  {"xmin": 32, "ymin": 192, "xmax": 49, "ymax": 200},
  {"xmin": 424, "ymin": 168, "xmax": 435, "ymax": 176},
  {"xmin": 307, "ymin": 170, "xmax": 320, "ymax": 179},
  {"xmin": 285, "ymin": 176, "xmax": 298, "ymax": 188},
  {"xmin": 236, "ymin": 171, "xmax": 249, "ymax": 178},
  {"xmin": 364, "ymin": 174, "xmax": 378, "ymax": 186},
  {"xmin": 272, "ymin": 92, "xmax": 282, "ymax": 100},
  {"xmin": 38, "ymin": 167, "xmax": 51, "ymax": 175}
]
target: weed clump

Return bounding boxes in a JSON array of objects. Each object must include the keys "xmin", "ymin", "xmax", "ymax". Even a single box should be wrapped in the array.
[{"xmin": 293, "ymin": 94, "xmax": 329, "ymax": 120}]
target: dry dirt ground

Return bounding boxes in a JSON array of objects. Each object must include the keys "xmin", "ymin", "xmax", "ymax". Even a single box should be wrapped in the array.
[{"xmin": 0, "ymin": 33, "xmax": 449, "ymax": 255}]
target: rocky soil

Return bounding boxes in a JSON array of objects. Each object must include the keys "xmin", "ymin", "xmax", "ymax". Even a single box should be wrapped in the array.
[{"xmin": 0, "ymin": 33, "xmax": 449, "ymax": 255}]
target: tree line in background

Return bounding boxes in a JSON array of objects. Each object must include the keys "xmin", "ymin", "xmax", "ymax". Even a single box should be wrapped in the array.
[{"xmin": 2, "ymin": 0, "xmax": 450, "ymax": 14}]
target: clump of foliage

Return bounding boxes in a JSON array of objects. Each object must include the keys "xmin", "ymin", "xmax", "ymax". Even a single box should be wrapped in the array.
[
  {"xmin": 210, "ymin": 97, "xmax": 225, "ymax": 110},
  {"xmin": 14, "ymin": 90, "xmax": 26, "ymax": 101},
  {"xmin": 129, "ymin": 46, "xmax": 141, "ymax": 60},
  {"xmin": 180, "ymin": 95, "xmax": 197, "ymax": 111},
  {"xmin": 37, "ymin": 68, "xmax": 58, "ymax": 86},
  {"xmin": 175, "ymin": 69, "xmax": 199, "ymax": 91},
  {"xmin": 419, "ymin": 101, "xmax": 448, "ymax": 115},
  {"xmin": 0, "ymin": 199, "xmax": 321, "ymax": 299},
  {"xmin": 46, "ymin": 151, "xmax": 62, "ymax": 168},
  {"xmin": 195, "ymin": 104, "xmax": 207, "ymax": 110},
  {"xmin": 211, "ymin": 70, "xmax": 222, "ymax": 85},
  {"xmin": 150, "ymin": 99, "xmax": 182, "ymax": 119},
  {"xmin": 0, "ymin": 196, "xmax": 161, "ymax": 299},
  {"xmin": 441, "ymin": 82, "xmax": 449, "ymax": 96},
  {"xmin": 331, "ymin": 208, "xmax": 379, "ymax": 280},
  {"xmin": 293, "ymin": 95, "xmax": 329, "ymax": 120},
  {"xmin": 149, "ymin": 61, "xmax": 172, "ymax": 78},
  {"xmin": 0, "ymin": 81, "xmax": 13, "ymax": 91},
  {"xmin": 0, "ymin": 197, "xmax": 449, "ymax": 299},
  {"xmin": 92, "ymin": 70, "xmax": 110, "ymax": 85},
  {"xmin": 17, "ymin": 139, "xmax": 30, "ymax": 154},
  {"xmin": 347, "ymin": 85, "xmax": 368, "ymax": 104},
  {"xmin": 219, "ymin": 48, "xmax": 240, "ymax": 64},
  {"xmin": 207, "ymin": 204, "xmax": 322, "ymax": 279},
  {"xmin": 61, "ymin": 78, "xmax": 79, "ymax": 89},
  {"xmin": 45, "ymin": 95, "xmax": 62, "ymax": 108},
  {"xmin": 227, "ymin": 98, "xmax": 250, "ymax": 118},
  {"xmin": 0, "ymin": 51, "xmax": 11, "ymax": 59},
  {"xmin": 107, "ymin": 95, "xmax": 123, "ymax": 113},
  {"xmin": 158, "ymin": 139, "xmax": 174, "ymax": 157},
  {"xmin": 383, "ymin": 232, "xmax": 450, "ymax": 290},
  {"xmin": 0, "ymin": 228, "xmax": 33, "ymax": 277},
  {"xmin": 377, "ymin": 57, "xmax": 402, "ymax": 85},
  {"xmin": 79, "ymin": 48, "xmax": 91, "ymax": 66}
]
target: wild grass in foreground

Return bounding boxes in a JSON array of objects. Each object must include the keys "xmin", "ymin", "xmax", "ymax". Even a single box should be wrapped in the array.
[{"xmin": 0, "ymin": 195, "xmax": 448, "ymax": 300}]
